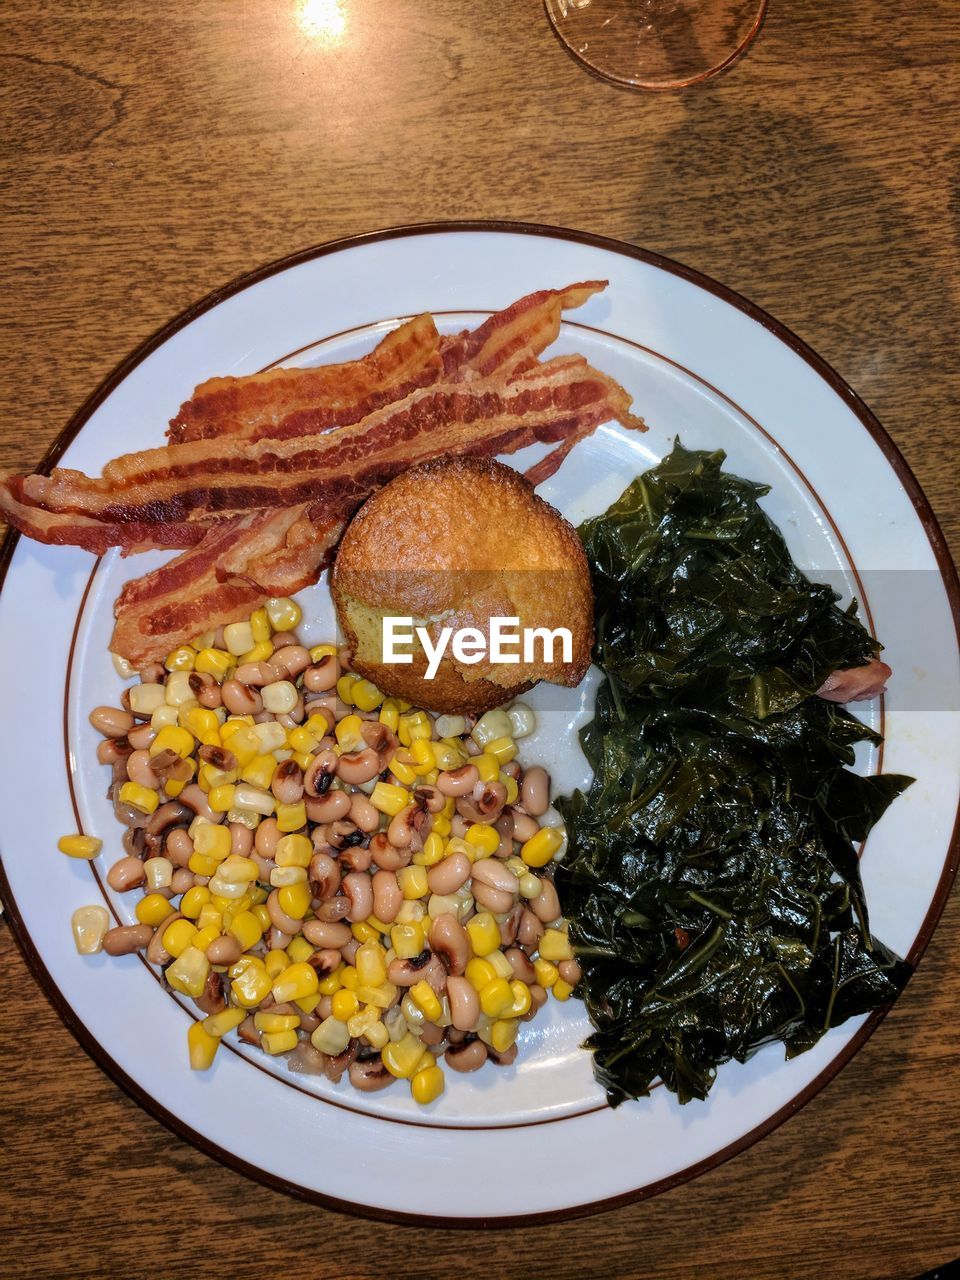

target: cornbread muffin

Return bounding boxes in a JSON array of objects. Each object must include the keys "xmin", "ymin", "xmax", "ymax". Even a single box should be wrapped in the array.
[{"xmin": 331, "ymin": 457, "xmax": 593, "ymax": 714}]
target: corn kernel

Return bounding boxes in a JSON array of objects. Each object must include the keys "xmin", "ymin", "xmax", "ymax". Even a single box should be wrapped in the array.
[
  {"xmin": 489, "ymin": 1018, "xmax": 519, "ymax": 1053},
  {"xmin": 118, "ymin": 782, "xmax": 159, "ymax": 815},
  {"xmin": 57, "ymin": 834, "xmax": 102, "ymax": 860},
  {"xmin": 240, "ymin": 754, "xmax": 277, "ymax": 790},
  {"xmin": 318, "ymin": 967, "xmax": 344, "ymax": 995},
  {"xmin": 519, "ymin": 873, "xmax": 542, "ymax": 899},
  {"xmin": 128, "ymin": 682, "xmax": 165, "ymax": 716},
  {"xmin": 149, "ymin": 725, "xmax": 194, "ymax": 760},
  {"xmin": 261, "ymin": 680, "xmax": 298, "ymax": 715},
  {"xmin": 351, "ymin": 679, "xmax": 383, "ymax": 712},
  {"xmin": 295, "ymin": 992, "xmax": 322, "ymax": 1013},
  {"xmin": 552, "ymin": 978, "xmax": 574, "ymax": 1001},
  {"xmin": 187, "ymin": 852, "xmax": 219, "ymax": 877},
  {"xmin": 180, "ymin": 706, "xmax": 221, "ymax": 742},
  {"xmin": 194, "ymin": 647, "xmax": 231, "ymax": 679},
  {"xmin": 136, "ymin": 893, "xmax": 176, "ymax": 927},
  {"xmin": 487, "ymin": 948, "xmax": 514, "ymax": 980},
  {"xmin": 225, "ymin": 909, "xmax": 262, "ymax": 951},
  {"xmin": 71, "ymin": 905, "xmax": 110, "ymax": 954},
  {"xmin": 197, "ymin": 903, "xmax": 223, "ymax": 931},
  {"xmin": 398, "ymin": 867, "xmax": 430, "ymax": 902},
  {"xmin": 222, "ymin": 724, "xmax": 260, "ymax": 767},
  {"xmin": 272, "ymin": 962, "xmax": 319, "ymax": 1003},
  {"xmin": 192, "ymin": 924, "xmax": 221, "ymax": 953},
  {"xmin": 163, "ymin": 670, "xmax": 195, "ymax": 707},
  {"xmin": 465, "ymin": 957, "xmax": 497, "ymax": 991},
  {"xmin": 260, "ymin": 1029, "xmax": 298, "ymax": 1054},
  {"xmin": 520, "ymin": 826, "xmax": 564, "ymax": 869},
  {"xmin": 250, "ymin": 607, "xmax": 271, "ymax": 644},
  {"xmin": 331, "ymin": 988, "xmax": 360, "ymax": 1021},
  {"xmin": 223, "ymin": 621, "xmax": 255, "ymax": 655},
  {"xmin": 390, "ymin": 920, "xmax": 425, "ymax": 959},
  {"xmin": 410, "ymin": 1064, "xmax": 445, "ymax": 1105},
  {"xmin": 308, "ymin": 642, "xmax": 336, "ymax": 661},
  {"xmin": 410, "ymin": 979, "xmax": 442, "ymax": 1022},
  {"xmin": 356, "ymin": 981, "xmax": 398, "ymax": 1009},
  {"xmin": 379, "ymin": 698, "xmax": 400, "ymax": 731},
  {"xmin": 533, "ymin": 957, "xmax": 559, "ymax": 988},
  {"xmin": 232, "ymin": 783, "xmax": 276, "ymax": 816},
  {"xmin": 335, "ymin": 713, "xmax": 365, "ymax": 752},
  {"xmin": 485, "ymin": 735, "xmax": 517, "ymax": 765},
  {"xmin": 409, "ymin": 738, "xmax": 435, "ymax": 772},
  {"xmin": 208, "ymin": 783, "xmax": 236, "ymax": 813},
  {"xmin": 276, "ymin": 801, "xmax": 307, "ymax": 833},
  {"xmin": 264, "ymin": 948, "xmax": 290, "ymax": 979},
  {"xmin": 539, "ymin": 927, "xmax": 573, "ymax": 962},
  {"xmin": 336, "ymin": 673, "xmax": 360, "ymax": 705},
  {"xmin": 474, "ymin": 753, "xmax": 500, "ymax": 783},
  {"xmin": 165, "ymin": 645, "xmax": 196, "ymax": 672},
  {"xmin": 254, "ymin": 1011, "xmax": 301, "ymax": 1034},
  {"xmin": 286, "ymin": 935, "xmax": 315, "ymax": 963},
  {"xmin": 500, "ymin": 772, "xmax": 519, "ymax": 805},
  {"xmin": 355, "ymin": 940, "xmax": 387, "ymax": 987},
  {"xmin": 193, "ymin": 823, "xmax": 232, "ymax": 862},
  {"xmin": 287, "ymin": 725, "xmax": 319, "ymax": 755},
  {"xmin": 269, "ymin": 864, "xmax": 307, "ymax": 888},
  {"xmin": 238, "ymin": 640, "xmax": 274, "ymax": 665},
  {"xmin": 274, "ymin": 833, "xmax": 312, "ymax": 868},
  {"xmin": 432, "ymin": 739, "xmax": 464, "ymax": 771},
  {"xmin": 231, "ymin": 962, "xmax": 272, "ymax": 1007},
  {"xmin": 202, "ymin": 1007, "xmax": 247, "ymax": 1037},
  {"xmin": 162, "ymin": 918, "xmax": 198, "ymax": 958},
  {"xmin": 508, "ymin": 980, "xmax": 532, "ymax": 1017},
  {"xmin": 311, "ymin": 1015, "xmax": 350, "ymax": 1056},
  {"xmin": 388, "ymin": 751, "xmax": 417, "ymax": 785},
  {"xmin": 466, "ymin": 911, "xmax": 500, "ymax": 957},
  {"xmin": 431, "ymin": 813, "xmax": 452, "ymax": 838},
  {"xmin": 339, "ymin": 964, "xmax": 358, "ymax": 990},
  {"xmin": 465, "ymin": 823, "xmax": 500, "ymax": 856},
  {"xmin": 167, "ymin": 945, "xmax": 210, "ymax": 997},
  {"xmin": 479, "ymin": 977, "xmax": 514, "ymax": 1018},
  {"xmin": 382, "ymin": 1032, "xmax": 427, "ymax": 1079},
  {"xmin": 277, "ymin": 881, "xmax": 311, "ymax": 920},
  {"xmin": 187, "ymin": 1020, "xmax": 219, "ymax": 1070},
  {"xmin": 265, "ymin": 596, "xmax": 301, "ymax": 631},
  {"xmin": 370, "ymin": 781, "xmax": 409, "ymax": 816}
]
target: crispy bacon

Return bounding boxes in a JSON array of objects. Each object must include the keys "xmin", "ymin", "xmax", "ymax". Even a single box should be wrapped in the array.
[
  {"xmin": 168, "ymin": 313, "xmax": 443, "ymax": 445},
  {"xmin": 0, "ymin": 476, "xmax": 209, "ymax": 554},
  {"xmin": 110, "ymin": 505, "xmax": 341, "ymax": 664},
  {"xmin": 21, "ymin": 356, "xmax": 643, "ymax": 527}
]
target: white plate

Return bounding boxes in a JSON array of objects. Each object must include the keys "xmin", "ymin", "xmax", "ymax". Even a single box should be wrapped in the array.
[{"xmin": 1, "ymin": 223, "xmax": 958, "ymax": 1222}]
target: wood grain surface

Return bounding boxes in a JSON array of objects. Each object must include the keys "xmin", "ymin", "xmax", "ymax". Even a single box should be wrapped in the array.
[{"xmin": 1, "ymin": 3, "xmax": 958, "ymax": 1277}]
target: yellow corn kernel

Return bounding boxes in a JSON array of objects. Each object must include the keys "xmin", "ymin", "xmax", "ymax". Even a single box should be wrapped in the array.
[
  {"xmin": 162, "ymin": 918, "xmax": 198, "ymax": 958},
  {"xmin": 295, "ymin": 992, "xmax": 322, "ymax": 1013},
  {"xmin": 223, "ymin": 620, "xmax": 255, "ymax": 656},
  {"xmin": 335, "ymin": 713, "xmax": 365, "ymax": 752},
  {"xmin": 238, "ymin": 640, "xmax": 274, "ymax": 665},
  {"xmin": 331, "ymin": 988, "xmax": 360, "ymax": 1021},
  {"xmin": 241, "ymin": 754, "xmax": 277, "ymax": 790},
  {"xmin": 226, "ymin": 909, "xmax": 263, "ymax": 951},
  {"xmin": 197, "ymin": 903, "xmax": 223, "ymax": 931},
  {"xmin": 485, "ymin": 735, "xmax": 518, "ymax": 765},
  {"xmin": 250, "ymin": 607, "xmax": 271, "ymax": 644},
  {"xmin": 356, "ymin": 981, "xmax": 398, "ymax": 1010},
  {"xmin": 311, "ymin": 1016, "xmax": 351, "ymax": 1056},
  {"xmin": 465, "ymin": 823, "xmax": 500, "ymax": 856},
  {"xmin": 386, "ymin": 754, "xmax": 416, "ymax": 788},
  {"xmin": 303, "ymin": 711, "xmax": 331, "ymax": 739},
  {"xmin": 378, "ymin": 698, "xmax": 401, "ymax": 731},
  {"xmin": 270, "ymin": 865, "xmax": 307, "ymax": 889},
  {"xmin": 533, "ymin": 957, "xmax": 559, "ymax": 989},
  {"xmin": 166, "ymin": 945, "xmax": 210, "ymax": 998},
  {"xmin": 286, "ymin": 935, "xmax": 315, "ymax": 964},
  {"xmin": 165, "ymin": 645, "xmax": 196, "ymax": 672},
  {"xmin": 259, "ymin": 1029, "xmax": 298, "ymax": 1055},
  {"xmin": 254, "ymin": 1011, "xmax": 301, "ymax": 1034},
  {"xmin": 265, "ymin": 596, "xmax": 301, "ymax": 631},
  {"xmin": 364, "ymin": 1020, "xmax": 390, "ymax": 1051},
  {"xmin": 410, "ymin": 1064, "xmax": 445, "ymax": 1105},
  {"xmin": 206, "ymin": 783, "xmax": 235, "ymax": 814},
  {"xmin": 521, "ymin": 826, "xmax": 564, "ymax": 869},
  {"xmin": 214, "ymin": 854, "xmax": 258, "ymax": 885},
  {"xmin": 432, "ymin": 739, "xmax": 465, "ymax": 771},
  {"xmin": 338, "ymin": 964, "xmax": 358, "ymax": 990},
  {"xmin": 135, "ymin": 893, "xmax": 176, "ymax": 927},
  {"xmin": 309, "ymin": 642, "xmax": 336, "ymax": 662},
  {"xmin": 346, "ymin": 1004, "xmax": 380, "ymax": 1038},
  {"xmin": 264, "ymin": 948, "xmax": 290, "ymax": 979},
  {"xmin": 277, "ymin": 881, "xmax": 311, "ymax": 920},
  {"xmin": 466, "ymin": 911, "xmax": 500, "ymax": 958},
  {"xmin": 508, "ymin": 980, "xmax": 532, "ymax": 1017},
  {"xmin": 231, "ymin": 962, "xmax": 272, "ymax": 1007},
  {"xmin": 539, "ymin": 927, "xmax": 573, "ymax": 962},
  {"xmin": 276, "ymin": 801, "xmax": 307, "ymax": 833},
  {"xmin": 490, "ymin": 1018, "xmax": 519, "ymax": 1053},
  {"xmin": 274, "ymin": 833, "xmax": 312, "ymax": 869},
  {"xmin": 552, "ymin": 978, "xmax": 574, "ymax": 1002},
  {"xmin": 57, "ymin": 834, "xmax": 102, "ymax": 860},
  {"xmin": 500, "ymin": 772, "xmax": 519, "ymax": 805},
  {"xmin": 410, "ymin": 979, "xmax": 442, "ymax": 1022},
  {"xmin": 382, "ymin": 1032, "xmax": 427, "ymax": 1079},
  {"xmin": 487, "ymin": 949, "xmax": 514, "ymax": 980},
  {"xmin": 409, "ymin": 737, "xmax": 435, "ymax": 769},
  {"xmin": 318, "ymin": 967, "xmax": 345, "ymax": 995},
  {"xmin": 181, "ymin": 706, "xmax": 221, "ymax": 742},
  {"xmin": 390, "ymin": 920, "xmax": 425, "ymax": 959},
  {"xmin": 465, "ymin": 957, "xmax": 497, "ymax": 991},
  {"xmin": 195, "ymin": 647, "xmax": 232, "ymax": 679},
  {"xmin": 251, "ymin": 902, "xmax": 272, "ymax": 931},
  {"xmin": 431, "ymin": 813, "xmax": 452, "ymax": 839},
  {"xmin": 222, "ymin": 725, "xmax": 260, "ymax": 767},
  {"xmin": 149, "ymin": 725, "xmax": 195, "ymax": 760},
  {"xmin": 193, "ymin": 823, "xmax": 232, "ymax": 862},
  {"xmin": 336, "ymin": 673, "xmax": 360, "ymax": 705},
  {"xmin": 118, "ymin": 782, "xmax": 159, "ymax": 815},
  {"xmin": 188, "ymin": 852, "xmax": 219, "ymax": 877},
  {"xmin": 473, "ymin": 753, "xmax": 500, "ymax": 783},
  {"xmin": 71, "ymin": 905, "xmax": 110, "ymax": 955},
  {"xmin": 271, "ymin": 961, "xmax": 319, "ymax": 1003},
  {"xmin": 187, "ymin": 1020, "xmax": 219, "ymax": 1070},
  {"xmin": 370, "ymin": 781, "xmax": 409, "ymax": 816},
  {"xmin": 202, "ymin": 1006, "xmax": 247, "ymax": 1037},
  {"xmin": 355, "ymin": 940, "xmax": 388, "ymax": 987},
  {"xmin": 397, "ymin": 867, "xmax": 430, "ymax": 902},
  {"xmin": 291, "ymin": 750, "xmax": 315, "ymax": 772},
  {"xmin": 479, "ymin": 977, "xmax": 514, "ymax": 1018},
  {"xmin": 351, "ymin": 679, "xmax": 383, "ymax": 712},
  {"xmin": 518, "ymin": 872, "xmax": 542, "ymax": 899},
  {"xmin": 287, "ymin": 725, "xmax": 319, "ymax": 755},
  {"xmin": 192, "ymin": 924, "xmax": 221, "ymax": 953}
]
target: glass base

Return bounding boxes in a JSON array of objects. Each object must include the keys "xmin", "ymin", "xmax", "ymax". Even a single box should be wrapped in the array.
[{"xmin": 545, "ymin": 0, "xmax": 768, "ymax": 90}]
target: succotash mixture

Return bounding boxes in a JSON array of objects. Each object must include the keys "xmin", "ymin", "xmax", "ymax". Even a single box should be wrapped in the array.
[{"xmin": 62, "ymin": 598, "xmax": 580, "ymax": 1107}]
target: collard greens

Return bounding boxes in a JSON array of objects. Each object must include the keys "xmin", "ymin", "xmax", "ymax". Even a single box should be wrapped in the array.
[{"xmin": 556, "ymin": 442, "xmax": 912, "ymax": 1105}]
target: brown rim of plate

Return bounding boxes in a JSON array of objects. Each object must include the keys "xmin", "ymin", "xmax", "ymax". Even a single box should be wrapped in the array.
[{"xmin": 0, "ymin": 220, "xmax": 957, "ymax": 1228}]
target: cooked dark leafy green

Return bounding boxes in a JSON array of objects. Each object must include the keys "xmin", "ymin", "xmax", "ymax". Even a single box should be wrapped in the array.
[{"xmin": 556, "ymin": 442, "xmax": 912, "ymax": 1105}]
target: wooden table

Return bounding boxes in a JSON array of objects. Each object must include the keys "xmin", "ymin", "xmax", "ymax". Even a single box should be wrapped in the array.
[{"xmin": 2, "ymin": 3, "xmax": 958, "ymax": 1276}]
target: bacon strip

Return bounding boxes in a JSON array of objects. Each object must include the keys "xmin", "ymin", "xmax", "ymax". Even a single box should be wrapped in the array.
[
  {"xmin": 168, "ymin": 313, "xmax": 443, "ymax": 444},
  {"xmin": 22, "ymin": 357, "xmax": 643, "ymax": 527},
  {"xmin": 110, "ymin": 505, "xmax": 342, "ymax": 664},
  {"xmin": 0, "ymin": 476, "xmax": 210, "ymax": 554},
  {"xmin": 443, "ymin": 281, "xmax": 606, "ymax": 380}
]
